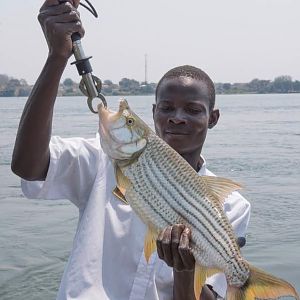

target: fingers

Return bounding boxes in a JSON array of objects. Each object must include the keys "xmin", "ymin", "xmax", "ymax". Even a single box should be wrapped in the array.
[
  {"xmin": 171, "ymin": 224, "xmax": 185, "ymax": 271},
  {"xmin": 37, "ymin": 0, "xmax": 85, "ymax": 59},
  {"xmin": 39, "ymin": 2, "xmax": 79, "ymax": 21},
  {"xmin": 40, "ymin": 0, "xmax": 79, "ymax": 11},
  {"xmin": 39, "ymin": 6, "xmax": 84, "ymax": 39},
  {"xmin": 38, "ymin": 1, "xmax": 84, "ymax": 38},
  {"xmin": 157, "ymin": 224, "xmax": 195, "ymax": 272},
  {"xmin": 72, "ymin": 0, "xmax": 81, "ymax": 8},
  {"xmin": 178, "ymin": 227, "xmax": 195, "ymax": 270},
  {"xmin": 51, "ymin": 21, "xmax": 85, "ymax": 38},
  {"xmin": 50, "ymin": 12, "xmax": 80, "ymax": 25},
  {"xmin": 40, "ymin": 0, "xmax": 60, "ymax": 11},
  {"xmin": 57, "ymin": 0, "xmax": 80, "ymax": 8},
  {"xmin": 157, "ymin": 226, "xmax": 173, "ymax": 266},
  {"xmin": 57, "ymin": 0, "xmax": 81, "ymax": 9},
  {"xmin": 71, "ymin": 22, "xmax": 85, "ymax": 38}
]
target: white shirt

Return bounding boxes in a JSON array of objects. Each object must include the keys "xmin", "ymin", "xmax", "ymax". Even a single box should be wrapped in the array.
[{"xmin": 21, "ymin": 135, "xmax": 250, "ymax": 300}]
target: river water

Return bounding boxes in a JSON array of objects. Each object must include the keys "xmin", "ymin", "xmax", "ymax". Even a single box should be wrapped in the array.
[{"xmin": 0, "ymin": 94, "xmax": 299, "ymax": 299}]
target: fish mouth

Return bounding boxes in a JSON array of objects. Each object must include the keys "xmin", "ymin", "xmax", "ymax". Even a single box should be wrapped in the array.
[
  {"xmin": 97, "ymin": 103, "xmax": 113, "ymax": 121},
  {"xmin": 97, "ymin": 103, "xmax": 120, "ymax": 124},
  {"xmin": 97, "ymin": 99, "xmax": 129, "ymax": 121}
]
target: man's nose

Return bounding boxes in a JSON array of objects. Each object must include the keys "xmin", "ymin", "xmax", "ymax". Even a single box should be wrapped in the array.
[{"xmin": 168, "ymin": 111, "xmax": 186, "ymax": 124}]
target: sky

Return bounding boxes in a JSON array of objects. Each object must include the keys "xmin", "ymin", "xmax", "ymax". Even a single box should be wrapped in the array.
[{"xmin": 0, "ymin": 0, "xmax": 299, "ymax": 84}]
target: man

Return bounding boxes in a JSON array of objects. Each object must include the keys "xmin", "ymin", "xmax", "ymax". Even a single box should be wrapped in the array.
[{"xmin": 11, "ymin": 1, "xmax": 250, "ymax": 299}]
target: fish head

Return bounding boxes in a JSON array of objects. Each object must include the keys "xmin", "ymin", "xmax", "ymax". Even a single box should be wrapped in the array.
[{"xmin": 98, "ymin": 99, "xmax": 149, "ymax": 161}]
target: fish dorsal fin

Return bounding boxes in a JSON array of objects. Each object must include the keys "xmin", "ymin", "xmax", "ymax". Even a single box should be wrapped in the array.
[
  {"xmin": 113, "ymin": 164, "xmax": 131, "ymax": 205},
  {"xmin": 199, "ymin": 176, "xmax": 243, "ymax": 210},
  {"xmin": 144, "ymin": 226, "xmax": 158, "ymax": 263},
  {"xmin": 194, "ymin": 264, "xmax": 222, "ymax": 299}
]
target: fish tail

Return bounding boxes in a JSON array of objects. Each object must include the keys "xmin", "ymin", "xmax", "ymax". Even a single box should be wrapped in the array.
[{"xmin": 227, "ymin": 264, "xmax": 299, "ymax": 300}]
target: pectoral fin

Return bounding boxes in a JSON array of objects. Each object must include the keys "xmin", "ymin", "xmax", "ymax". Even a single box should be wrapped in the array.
[
  {"xmin": 113, "ymin": 187, "xmax": 128, "ymax": 204},
  {"xmin": 113, "ymin": 164, "xmax": 131, "ymax": 205},
  {"xmin": 144, "ymin": 226, "xmax": 158, "ymax": 263}
]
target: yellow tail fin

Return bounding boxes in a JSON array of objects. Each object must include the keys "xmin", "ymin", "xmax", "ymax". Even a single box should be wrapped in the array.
[{"xmin": 227, "ymin": 265, "xmax": 299, "ymax": 300}]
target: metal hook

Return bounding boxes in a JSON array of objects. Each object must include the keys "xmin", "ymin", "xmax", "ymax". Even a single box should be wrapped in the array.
[
  {"xmin": 79, "ymin": 0, "xmax": 98, "ymax": 18},
  {"xmin": 68, "ymin": 0, "xmax": 108, "ymax": 113}
]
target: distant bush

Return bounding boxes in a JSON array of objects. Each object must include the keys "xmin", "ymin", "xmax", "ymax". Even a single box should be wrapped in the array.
[{"xmin": 1, "ymin": 74, "xmax": 300, "ymax": 97}]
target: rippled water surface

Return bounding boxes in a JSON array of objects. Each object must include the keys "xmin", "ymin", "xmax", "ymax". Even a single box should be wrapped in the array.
[{"xmin": 0, "ymin": 94, "xmax": 299, "ymax": 299}]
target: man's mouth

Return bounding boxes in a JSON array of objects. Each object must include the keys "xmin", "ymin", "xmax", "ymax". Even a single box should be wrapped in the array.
[{"xmin": 165, "ymin": 131, "xmax": 189, "ymax": 136}]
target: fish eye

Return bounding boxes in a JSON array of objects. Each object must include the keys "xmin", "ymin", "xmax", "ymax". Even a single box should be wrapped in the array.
[{"xmin": 126, "ymin": 117, "xmax": 135, "ymax": 126}]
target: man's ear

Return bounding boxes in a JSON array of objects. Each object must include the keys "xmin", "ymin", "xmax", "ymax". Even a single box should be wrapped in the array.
[
  {"xmin": 208, "ymin": 109, "xmax": 220, "ymax": 129},
  {"xmin": 152, "ymin": 104, "xmax": 156, "ymax": 119}
]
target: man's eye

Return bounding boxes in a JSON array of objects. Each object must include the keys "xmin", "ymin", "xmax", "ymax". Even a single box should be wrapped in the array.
[{"xmin": 186, "ymin": 107, "xmax": 202, "ymax": 114}]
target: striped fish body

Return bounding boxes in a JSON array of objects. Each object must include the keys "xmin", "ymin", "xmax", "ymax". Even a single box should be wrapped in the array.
[
  {"xmin": 98, "ymin": 99, "xmax": 299, "ymax": 300},
  {"xmin": 120, "ymin": 131, "xmax": 249, "ymax": 287}
]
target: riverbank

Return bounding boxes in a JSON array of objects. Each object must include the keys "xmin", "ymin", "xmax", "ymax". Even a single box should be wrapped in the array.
[{"xmin": 1, "ymin": 74, "xmax": 300, "ymax": 97}]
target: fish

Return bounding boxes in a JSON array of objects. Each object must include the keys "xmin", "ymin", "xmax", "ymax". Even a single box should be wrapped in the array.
[{"xmin": 97, "ymin": 99, "xmax": 299, "ymax": 300}]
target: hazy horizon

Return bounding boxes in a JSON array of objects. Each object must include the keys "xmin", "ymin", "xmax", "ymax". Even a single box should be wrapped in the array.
[{"xmin": 1, "ymin": 0, "xmax": 299, "ymax": 85}]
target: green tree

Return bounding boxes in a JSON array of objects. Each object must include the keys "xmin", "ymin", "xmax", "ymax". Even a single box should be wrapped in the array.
[
  {"xmin": 223, "ymin": 83, "xmax": 231, "ymax": 92},
  {"xmin": 140, "ymin": 83, "xmax": 155, "ymax": 94},
  {"xmin": 292, "ymin": 80, "xmax": 300, "ymax": 92},
  {"xmin": 119, "ymin": 78, "xmax": 140, "ymax": 92},
  {"xmin": 63, "ymin": 78, "xmax": 74, "ymax": 87},
  {"xmin": 248, "ymin": 79, "xmax": 271, "ymax": 93},
  {"xmin": 104, "ymin": 79, "xmax": 113, "ymax": 86},
  {"xmin": 0, "ymin": 74, "xmax": 9, "ymax": 86},
  {"xmin": 272, "ymin": 76, "xmax": 293, "ymax": 93}
]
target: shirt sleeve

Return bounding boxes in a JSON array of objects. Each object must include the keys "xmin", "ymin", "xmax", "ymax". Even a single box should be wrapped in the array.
[
  {"xmin": 21, "ymin": 135, "xmax": 102, "ymax": 209},
  {"xmin": 205, "ymin": 191, "xmax": 251, "ymax": 298},
  {"xmin": 223, "ymin": 191, "xmax": 251, "ymax": 238}
]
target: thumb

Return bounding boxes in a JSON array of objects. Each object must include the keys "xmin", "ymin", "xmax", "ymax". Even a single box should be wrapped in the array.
[{"xmin": 58, "ymin": 0, "xmax": 80, "ymax": 8}]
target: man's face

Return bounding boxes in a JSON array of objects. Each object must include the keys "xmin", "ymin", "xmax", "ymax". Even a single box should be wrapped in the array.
[{"xmin": 153, "ymin": 76, "xmax": 217, "ymax": 155}]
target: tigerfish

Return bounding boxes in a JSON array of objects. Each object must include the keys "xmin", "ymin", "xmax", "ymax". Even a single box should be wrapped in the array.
[{"xmin": 97, "ymin": 99, "xmax": 299, "ymax": 300}]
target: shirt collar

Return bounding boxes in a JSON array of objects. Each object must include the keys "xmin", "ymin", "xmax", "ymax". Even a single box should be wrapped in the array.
[{"xmin": 198, "ymin": 155, "xmax": 207, "ymax": 176}]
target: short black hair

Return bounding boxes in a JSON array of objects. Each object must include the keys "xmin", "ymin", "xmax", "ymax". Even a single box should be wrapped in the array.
[{"xmin": 155, "ymin": 65, "xmax": 216, "ymax": 111}]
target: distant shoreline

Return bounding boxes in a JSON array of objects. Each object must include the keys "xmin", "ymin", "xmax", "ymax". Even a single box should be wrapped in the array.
[
  {"xmin": 1, "ymin": 74, "xmax": 300, "ymax": 97},
  {"xmin": 1, "ymin": 92, "xmax": 300, "ymax": 98}
]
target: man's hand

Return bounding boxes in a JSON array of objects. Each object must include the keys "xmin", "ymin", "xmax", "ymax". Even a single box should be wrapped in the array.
[
  {"xmin": 156, "ymin": 224, "xmax": 217, "ymax": 300},
  {"xmin": 38, "ymin": 0, "xmax": 84, "ymax": 59},
  {"xmin": 157, "ymin": 224, "xmax": 195, "ymax": 272}
]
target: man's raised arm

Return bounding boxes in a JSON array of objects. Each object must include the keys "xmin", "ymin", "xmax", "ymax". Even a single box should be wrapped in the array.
[{"xmin": 11, "ymin": 0, "xmax": 84, "ymax": 181}]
